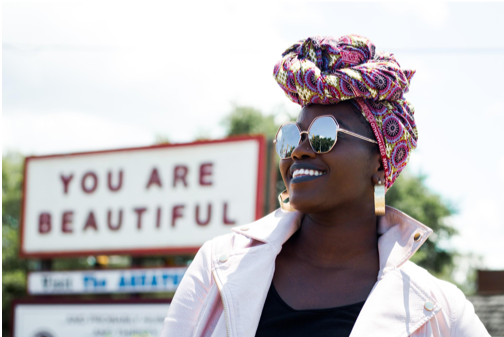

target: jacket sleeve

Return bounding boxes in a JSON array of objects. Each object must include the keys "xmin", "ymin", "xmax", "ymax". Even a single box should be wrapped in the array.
[
  {"xmin": 451, "ymin": 288, "xmax": 490, "ymax": 337},
  {"xmin": 160, "ymin": 240, "xmax": 213, "ymax": 337}
]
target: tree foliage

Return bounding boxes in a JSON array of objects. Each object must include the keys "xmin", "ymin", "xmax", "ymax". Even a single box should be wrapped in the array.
[
  {"xmin": 221, "ymin": 104, "xmax": 278, "ymax": 139},
  {"xmin": 2, "ymin": 154, "xmax": 28, "ymax": 336}
]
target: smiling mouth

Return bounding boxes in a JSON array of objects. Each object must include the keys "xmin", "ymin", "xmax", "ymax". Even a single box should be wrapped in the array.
[
  {"xmin": 292, "ymin": 168, "xmax": 326, "ymax": 179},
  {"xmin": 291, "ymin": 168, "xmax": 327, "ymax": 183}
]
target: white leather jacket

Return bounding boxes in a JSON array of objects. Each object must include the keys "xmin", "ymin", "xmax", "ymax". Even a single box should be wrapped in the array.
[{"xmin": 161, "ymin": 207, "xmax": 489, "ymax": 337}]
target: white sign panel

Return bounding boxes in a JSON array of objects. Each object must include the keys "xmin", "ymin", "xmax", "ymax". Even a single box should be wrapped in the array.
[
  {"xmin": 21, "ymin": 136, "xmax": 265, "ymax": 257},
  {"xmin": 13, "ymin": 301, "xmax": 169, "ymax": 337},
  {"xmin": 28, "ymin": 267, "xmax": 187, "ymax": 295}
]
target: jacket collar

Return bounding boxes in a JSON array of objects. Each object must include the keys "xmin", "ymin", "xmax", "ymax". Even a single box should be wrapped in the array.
[
  {"xmin": 231, "ymin": 206, "xmax": 433, "ymax": 275},
  {"xmin": 376, "ymin": 206, "xmax": 433, "ymax": 277},
  {"xmin": 219, "ymin": 206, "xmax": 439, "ymax": 337},
  {"xmin": 231, "ymin": 207, "xmax": 302, "ymax": 250}
]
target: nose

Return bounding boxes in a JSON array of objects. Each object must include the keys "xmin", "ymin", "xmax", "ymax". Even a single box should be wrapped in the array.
[{"xmin": 291, "ymin": 133, "xmax": 316, "ymax": 160}]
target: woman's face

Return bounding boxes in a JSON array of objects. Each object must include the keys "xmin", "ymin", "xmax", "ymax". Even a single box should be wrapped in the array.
[{"xmin": 279, "ymin": 102, "xmax": 383, "ymax": 214}]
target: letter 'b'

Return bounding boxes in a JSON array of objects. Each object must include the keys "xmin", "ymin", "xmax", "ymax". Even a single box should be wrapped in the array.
[{"xmin": 39, "ymin": 213, "xmax": 51, "ymax": 234}]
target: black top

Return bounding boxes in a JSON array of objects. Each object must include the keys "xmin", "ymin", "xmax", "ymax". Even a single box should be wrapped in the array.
[{"xmin": 256, "ymin": 283, "xmax": 365, "ymax": 337}]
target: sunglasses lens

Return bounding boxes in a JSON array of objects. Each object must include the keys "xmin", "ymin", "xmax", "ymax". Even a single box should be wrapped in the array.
[
  {"xmin": 309, "ymin": 117, "xmax": 337, "ymax": 153},
  {"xmin": 276, "ymin": 123, "xmax": 301, "ymax": 159}
]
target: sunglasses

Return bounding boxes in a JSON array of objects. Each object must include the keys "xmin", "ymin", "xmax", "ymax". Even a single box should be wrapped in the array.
[{"xmin": 273, "ymin": 115, "xmax": 378, "ymax": 159}]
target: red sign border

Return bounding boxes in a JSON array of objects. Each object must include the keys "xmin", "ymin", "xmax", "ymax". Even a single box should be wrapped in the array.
[
  {"xmin": 20, "ymin": 135, "xmax": 266, "ymax": 258},
  {"xmin": 11, "ymin": 297, "xmax": 173, "ymax": 337}
]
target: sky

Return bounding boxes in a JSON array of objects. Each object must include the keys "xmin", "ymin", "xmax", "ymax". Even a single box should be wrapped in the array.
[{"xmin": 3, "ymin": 1, "xmax": 504, "ymax": 270}]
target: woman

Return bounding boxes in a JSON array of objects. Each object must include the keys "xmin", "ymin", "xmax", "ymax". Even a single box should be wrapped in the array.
[{"xmin": 160, "ymin": 35, "xmax": 489, "ymax": 336}]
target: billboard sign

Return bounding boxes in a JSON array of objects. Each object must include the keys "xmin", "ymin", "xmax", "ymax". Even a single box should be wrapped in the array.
[
  {"xmin": 21, "ymin": 136, "xmax": 265, "ymax": 257},
  {"xmin": 12, "ymin": 299, "xmax": 170, "ymax": 337},
  {"xmin": 28, "ymin": 267, "xmax": 187, "ymax": 295}
]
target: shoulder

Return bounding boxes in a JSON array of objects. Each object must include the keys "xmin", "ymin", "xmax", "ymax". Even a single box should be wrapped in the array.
[
  {"xmin": 197, "ymin": 223, "xmax": 262, "ymax": 262},
  {"xmin": 401, "ymin": 261, "xmax": 466, "ymax": 312},
  {"xmin": 201, "ymin": 208, "xmax": 302, "ymax": 259},
  {"xmin": 401, "ymin": 261, "xmax": 489, "ymax": 336},
  {"xmin": 200, "ymin": 231, "xmax": 254, "ymax": 260},
  {"xmin": 401, "ymin": 261, "xmax": 463, "ymax": 300}
]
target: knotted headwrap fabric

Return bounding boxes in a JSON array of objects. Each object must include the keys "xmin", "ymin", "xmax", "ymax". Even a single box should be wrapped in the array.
[{"xmin": 273, "ymin": 35, "xmax": 418, "ymax": 189}]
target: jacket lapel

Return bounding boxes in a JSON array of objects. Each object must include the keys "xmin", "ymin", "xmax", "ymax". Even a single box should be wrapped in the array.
[{"xmin": 212, "ymin": 209, "xmax": 303, "ymax": 337}]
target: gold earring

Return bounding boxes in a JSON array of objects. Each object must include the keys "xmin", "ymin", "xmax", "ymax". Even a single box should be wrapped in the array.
[
  {"xmin": 278, "ymin": 189, "xmax": 295, "ymax": 211},
  {"xmin": 375, "ymin": 180, "xmax": 385, "ymax": 216}
]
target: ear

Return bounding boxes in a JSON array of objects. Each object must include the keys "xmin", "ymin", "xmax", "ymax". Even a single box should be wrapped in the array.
[{"xmin": 371, "ymin": 151, "xmax": 385, "ymax": 185}]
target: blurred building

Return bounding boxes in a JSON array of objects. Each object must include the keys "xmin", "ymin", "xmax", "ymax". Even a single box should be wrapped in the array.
[{"xmin": 468, "ymin": 270, "xmax": 504, "ymax": 336}]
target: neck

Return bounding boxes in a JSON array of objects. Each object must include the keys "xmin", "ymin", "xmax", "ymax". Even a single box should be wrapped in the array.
[{"xmin": 290, "ymin": 202, "xmax": 379, "ymax": 269}]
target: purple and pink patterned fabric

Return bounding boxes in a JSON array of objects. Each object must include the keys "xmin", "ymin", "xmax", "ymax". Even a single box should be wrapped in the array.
[{"xmin": 273, "ymin": 35, "xmax": 418, "ymax": 189}]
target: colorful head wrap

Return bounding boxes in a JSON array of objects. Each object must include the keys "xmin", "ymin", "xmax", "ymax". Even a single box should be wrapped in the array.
[{"xmin": 273, "ymin": 35, "xmax": 418, "ymax": 189}]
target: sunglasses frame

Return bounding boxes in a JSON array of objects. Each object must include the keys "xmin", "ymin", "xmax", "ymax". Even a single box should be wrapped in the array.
[{"xmin": 273, "ymin": 115, "xmax": 378, "ymax": 159}]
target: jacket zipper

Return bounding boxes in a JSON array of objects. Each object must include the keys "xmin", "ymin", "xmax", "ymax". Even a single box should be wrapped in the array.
[{"xmin": 212, "ymin": 269, "xmax": 231, "ymax": 337}]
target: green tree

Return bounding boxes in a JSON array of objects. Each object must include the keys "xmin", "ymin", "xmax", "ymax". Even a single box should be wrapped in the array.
[
  {"xmin": 221, "ymin": 104, "xmax": 279, "ymax": 138},
  {"xmin": 2, "ymin": 153, "xmax": 28, "ymax": 336}
]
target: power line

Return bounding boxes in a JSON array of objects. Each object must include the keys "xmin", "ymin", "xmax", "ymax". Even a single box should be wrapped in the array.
[{"xmin": 386, "ymin": 47, "xmax": 504, "ymax": 54}]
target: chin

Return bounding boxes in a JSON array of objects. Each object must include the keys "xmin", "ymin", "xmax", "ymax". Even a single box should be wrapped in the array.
[{"xmin": 289, "ymin": 192, "xmax": 327, "ymax": 213}]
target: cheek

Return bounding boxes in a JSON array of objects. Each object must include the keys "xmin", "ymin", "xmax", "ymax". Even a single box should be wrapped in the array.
[
  {"xmin": 279, "ymin": 160, "xmax": 291, "ymax": 186},
  {"xmin": 325, "ymin": 148, "xmax": 371, "ymax": 186}
]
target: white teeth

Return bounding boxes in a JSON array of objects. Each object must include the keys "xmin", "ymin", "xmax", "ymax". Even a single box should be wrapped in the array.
[{"xmin": 292, "ymin": 169, "xmax": 325, "ymax": 178}]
